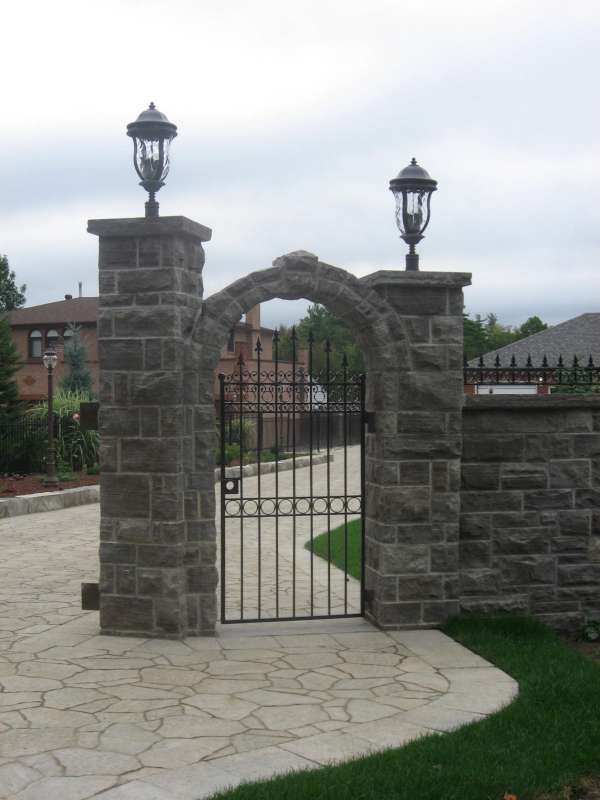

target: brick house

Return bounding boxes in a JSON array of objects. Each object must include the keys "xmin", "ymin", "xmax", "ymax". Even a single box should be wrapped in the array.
[
  {"xmin": 8, "ymin": 295, "xmax": 99, "ymax": 401},
  {"xmin": 8, "ymin": 297, "xmax": 285, "ymax": 402}
]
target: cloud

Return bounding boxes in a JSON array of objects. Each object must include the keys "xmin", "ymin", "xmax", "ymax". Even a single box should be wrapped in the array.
[{"xmin": 1, "ymin": 0, "xmax": 599, "ymax": 328}]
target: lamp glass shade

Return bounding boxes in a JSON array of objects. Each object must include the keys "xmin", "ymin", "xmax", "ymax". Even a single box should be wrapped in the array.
[
  {"xmin": 42, "ymin": 350, "xmax": 58, "ymax": 370},
  {"xmin": 392, "ymin": 188, "xmax": 432, "ymax": 237},
  {"xmin": 126, "ymin": 103, "xmax": 178, "ymax": 194}
]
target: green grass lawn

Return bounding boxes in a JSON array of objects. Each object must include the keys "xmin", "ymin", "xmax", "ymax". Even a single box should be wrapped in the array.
[
  {"xmin": 209, "ymin": 616, "xmax": 600, "ymax": 800},
  {"xmin": 305, "ymin": 518, "xmax": 362, "ymax": 579}
]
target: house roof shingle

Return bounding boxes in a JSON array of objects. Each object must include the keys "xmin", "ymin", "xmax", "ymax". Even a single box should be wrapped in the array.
[
  {"xmin": 469, "ymin": 313, "xmax": 600, "ymax": 367},
  {"xmin": 8, "ymin": 297, "xmax": 99, "ymax": 326}
]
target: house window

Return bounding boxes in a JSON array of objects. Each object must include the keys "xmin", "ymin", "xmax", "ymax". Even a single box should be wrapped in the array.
[
  {"xmin": 29, "ymin": 330, "xmax": 42, "ymax": 358},
  {"xmin": 63, "ymin": 327, "xmax": 74, "ymax": 346},
  {"xmin": 46, "ymin": 329, "xmax": 60, "ymax": 349},
  {"xmin": 227, "ymin": 329, "xmax": 235, "ymax": 353}
]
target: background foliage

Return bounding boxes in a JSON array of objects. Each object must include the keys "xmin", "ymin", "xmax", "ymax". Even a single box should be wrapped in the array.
[{"xmin": 277, "ymin": 303, "xmax": 549, "ymax": 367}]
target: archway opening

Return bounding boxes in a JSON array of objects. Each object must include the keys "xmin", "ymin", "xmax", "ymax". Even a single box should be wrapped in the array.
[{"xmin": 214, "ymin": 297, "xmax": 366, "ymax": 623}]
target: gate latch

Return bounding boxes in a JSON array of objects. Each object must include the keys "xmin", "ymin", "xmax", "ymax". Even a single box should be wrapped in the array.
[{"xmin": 224, "ymin": 478, "xmax": 240, "ymax": 495}]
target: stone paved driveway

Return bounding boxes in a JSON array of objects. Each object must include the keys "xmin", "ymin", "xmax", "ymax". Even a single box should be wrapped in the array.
[{"xmin": 0, "ymin": 488, "xmax": 518, "ymax": 800}]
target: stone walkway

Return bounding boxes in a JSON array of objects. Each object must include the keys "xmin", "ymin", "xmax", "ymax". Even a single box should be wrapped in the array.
[{"xmin": 0, "ymin": 482, "xmax": 518, "ymax": 799}]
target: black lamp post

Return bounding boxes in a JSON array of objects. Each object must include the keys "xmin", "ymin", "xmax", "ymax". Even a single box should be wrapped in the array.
[
  {"xmin": 389, "ymin": 158, "xmax": 437, "ymax": 271},
  {"xmin": 42, "ymin": 348, "xmax": 59, "ymax": 489},
  {"xmin": 127, "ymin": 102, "xmax": 178, "ymax": 219}
]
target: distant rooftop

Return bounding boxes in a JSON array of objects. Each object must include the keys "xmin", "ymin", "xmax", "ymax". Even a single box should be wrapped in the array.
[
  {"xmin": 469, "ymin": 313, "xmax": 600, "ymax": 366},
  {"xmin": 8, "ymin": 297, "xmax": 99, "ymax": 326}
]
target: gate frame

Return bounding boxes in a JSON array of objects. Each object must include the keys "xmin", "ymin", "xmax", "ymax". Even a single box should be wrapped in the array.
[{"xmin": 218, "ymin": 336, "xmax": 367, "ymax": 625}]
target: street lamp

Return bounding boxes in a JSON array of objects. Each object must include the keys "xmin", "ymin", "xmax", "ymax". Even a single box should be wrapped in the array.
[
  {"xmin": 42, "ymin": 348, "xmax": 59, "ymax": 489},
  {"xmin": 127, "ymin": 102, "xmax": 178, "ymax": 219},
  {"xmin": 389, "ymin": 158, "xmax": 438, "ymax": 271}
]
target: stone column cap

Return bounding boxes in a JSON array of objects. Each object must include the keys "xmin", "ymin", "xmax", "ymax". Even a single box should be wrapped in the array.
[
  {"xmin": 88, "ymin": 216, "xmax": 212, "ymax": 242},
  {"xmin": 361, "ymin": 270, "xmax": 471, "ymax": 289}
]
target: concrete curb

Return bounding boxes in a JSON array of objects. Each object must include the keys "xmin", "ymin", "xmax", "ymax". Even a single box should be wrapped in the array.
[
  {"xmin": 0, "ymin": 485, "xmax": 100, "ymax": 520},
  {"xmin": 0, "ymin": 454, "xmax": 334, "ymax": 519},
  {"xmin": 220, "ymin": 451, "xmax": 333, "ymax": 481}
]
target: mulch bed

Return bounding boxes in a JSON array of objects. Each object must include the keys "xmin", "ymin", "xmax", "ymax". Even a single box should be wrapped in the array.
[
  {"xmin": 563, "ymin": 637, "xmax": 600, "ymax": 666},
  {"xmin": 0, "ymin": 473, "xmax": 99, "ymax": 497}
]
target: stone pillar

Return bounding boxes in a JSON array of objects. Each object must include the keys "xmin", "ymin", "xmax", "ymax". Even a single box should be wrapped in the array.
[
  {"xmin": 362, "ymin": 271, "xmax": 471, "ymax": 629},
  {"xmin": 88, "ymin": 216, "xmax": 215, "ymax": 638}
]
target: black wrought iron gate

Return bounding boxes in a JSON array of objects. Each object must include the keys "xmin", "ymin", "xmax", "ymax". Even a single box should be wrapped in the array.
[{"xmin": 219, "ymin": 330, "xmax": 365, "ymax": 623}]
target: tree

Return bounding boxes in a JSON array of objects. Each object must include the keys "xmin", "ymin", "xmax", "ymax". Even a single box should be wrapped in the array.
[
  {"xmin": 0, "ymin": 314, "xmax": 22, "ymax": 423},
  {"xmin": 462, "ymin": 312, "xmax": 549, "ymax": 360},
  {"xmin": 0, "ymin": 255, "xmax": 26, "ymax": 313},
  {"xmin": 463, "ymin": 314, "xmax": 488, "ymax": 361},
  {"xmin": 60, "ymin": 325, "xmax": 93, "ymax": 395},
  {"xmin": 277, "ymin": 304, "xmax": 364, "ymax": 375},
  {"xmin": 516, "ymin": 316, "xmax": 548, "ymax": 340}
]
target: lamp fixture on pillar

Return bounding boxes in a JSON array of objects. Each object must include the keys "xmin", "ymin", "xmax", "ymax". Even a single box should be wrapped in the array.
[
  {"xmin": 42, "ymin": 348, "xmax": 59, "ymax": 489},
  {"xmin": 389, "ymin": 158, "xmax": 437, "ymax": 271},
  {"xmin": 127, "ymin": 102, "xmax": 178, "ymax": 219}
]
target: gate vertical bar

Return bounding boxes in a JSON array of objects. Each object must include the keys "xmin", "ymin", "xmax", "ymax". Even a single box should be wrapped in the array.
[
  {"xmin": 219, "ymin": 374, "xmax": 226, "ymax": 623},
  {"xmin": 308, "ymin": 331, "xmax": 314, "ymax": 616},
  {"xmin": 238, "ymin": 354, "xmax": 244, "ymax": 620},
  {"xmin": 291, "ymin": 327, "xmax": 297, "ymax": 618},
  {"xmin": 273, "ymin": 331, "xmax": 280, "ymax": 618},
  {"xmin": 360, "ymin": 373, "xmax": 366, "ymax": 616},
  {"xmin": 256, "ymin": 338, "xmax": 262, "ymax": 619},
  {"xmin": 325, "ymin": 340, "xmax": 332, "ymax": 616},
  {"xmin": 342, "ymin": 354, "xmax": 348, "ymax": 614}
]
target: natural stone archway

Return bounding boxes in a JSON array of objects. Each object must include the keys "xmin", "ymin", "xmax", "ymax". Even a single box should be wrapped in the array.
[{"xmin": 90, "ymin": 215, "xmax": 470, "ymax": 638}]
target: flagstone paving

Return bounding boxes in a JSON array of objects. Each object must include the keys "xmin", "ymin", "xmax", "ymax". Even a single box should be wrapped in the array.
[{"xmin": 0, "ymin": 478, "xmax": 518, "ymax": 799}]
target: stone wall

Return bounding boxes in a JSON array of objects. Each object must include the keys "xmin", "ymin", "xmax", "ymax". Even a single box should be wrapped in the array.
[{"xmin": 460, "ymin": 395, "xmax": 600, "ymax": 630}]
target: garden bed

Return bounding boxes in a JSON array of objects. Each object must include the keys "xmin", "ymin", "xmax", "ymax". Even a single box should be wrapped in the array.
[{"xmin": 0, "ymin": 472, "xmax": 99, "ymax": 497}]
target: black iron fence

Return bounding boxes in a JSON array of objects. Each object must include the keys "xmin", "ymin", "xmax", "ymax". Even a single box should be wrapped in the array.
[
  {"xmin": 0, "ymin": 415, "xmax": 83, "ymax": 475},
  {"xmin": 464, "ymin": 354, "xmax": 600, "ymax": 389}
]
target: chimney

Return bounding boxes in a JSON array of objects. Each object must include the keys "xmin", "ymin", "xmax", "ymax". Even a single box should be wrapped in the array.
[
  {"xmin": 78, "ymin": 281, "xmax": 83, "ymax": 298},
  {"xmin": 246, "ymin": 304, "xmax": 261, "ymax": 330}
]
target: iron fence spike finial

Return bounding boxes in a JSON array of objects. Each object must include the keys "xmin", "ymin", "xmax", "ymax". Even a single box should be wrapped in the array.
[
  {"xmin": 558, "ymin": 354, "xmax": 564, "ymax": 367},
  {"xmin": 589, "ymin": 355, "xmax": 594, "ymax": 368},
  {"xmin": 291, "ymin": 326, "xmax": 297, "ymax": 341},
  {"xmin": 526, "ymin": 354, "xmax": 532, "ymax": 367},
  {"xmin": 325, "ymin": 340, "xmax": 332, "ymax": 353},
  {"xmin": 494, "ymin": 354, "xmax": 501, "ymax": 367},
  {"xmin": 463, "ymin": 354, "xmax": 468, "ymax": 368},
  {"xmin": 273, "ymin": 329, "xmax": 279, "ymax": 342},
  {"xmin": 542, "ymin": 354, "xmax": 548, "ymax": 367},
  {"xmin": 572, "ymin": 354, "xmax": 579, "ymax": 368},
  {"xmin": 510, "ymin": 354, "xmax": 517, "ymax": 367},
  {"xmin": 478, "ymin": 355, "xmax": 484, "ymax": 367},
  {"xmin": 255, "ymin": 336, "xmax": 262, "ymax": 353}
]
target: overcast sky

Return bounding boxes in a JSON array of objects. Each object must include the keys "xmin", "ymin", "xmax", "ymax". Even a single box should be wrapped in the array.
[{"xmin": 2, "ymin": 0, "xmax": 599, "ymax": 329}]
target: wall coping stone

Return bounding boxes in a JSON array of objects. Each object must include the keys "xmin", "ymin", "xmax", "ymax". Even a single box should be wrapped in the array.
[
  {"xmin": 361, "ymin": 270, "xmax": 472, "ymax": 289},
  {"xmin": 87, "ymin": 216, "xmax": 212, "ymax": 241},
  {"xmin": 0, "ymin": 485, "xmax": 100, "ymax": 519},
  {"xmin": 465, "ymin": 395, "xmax": 600, "ymax": 411}
]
